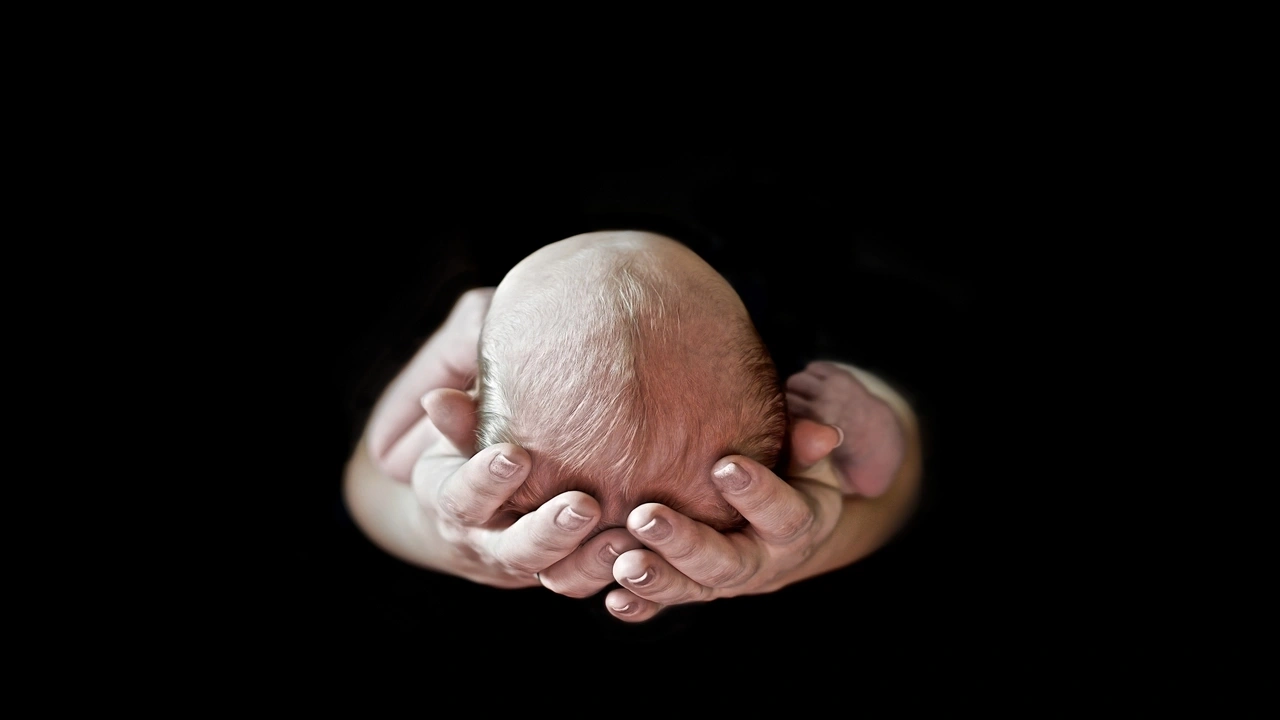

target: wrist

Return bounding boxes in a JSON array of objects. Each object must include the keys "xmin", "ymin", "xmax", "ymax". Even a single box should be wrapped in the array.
[{"xmin": 345, "ymin": 438, "xmax": 457, "ymax": 573}]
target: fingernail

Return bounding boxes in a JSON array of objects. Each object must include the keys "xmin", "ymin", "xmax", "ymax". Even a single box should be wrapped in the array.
[
  {"xmin": 636, "ymin": 516, "xmax": 671, "ymax": 541},
  {"xmin": 555, "ymin": 505, "xmax": 593, "ymax": 531},
  {"xmin": 832, "ymin": 424, "xmax": 845, "ymax": 446},
  {"xmin": 420, "ymin": 393, "xmax": 432, "ymax": 411},
  {"xmin": 611, "ymin": 601, "xmax": 633, "ymax": 614},
  {"xmin": 712, "ymin": 461, "xmax": 750, "ymax": 492},
  {"xmin": 489, "ymin": 452, "xmax": 521, "ymax": 479},
  {"xmin": 626, "ymin": 568, "xmax": 653, "ymax": 586},
  {"xmin": 599, "ymin": 544, "xmax": 620, "ymax": 563}
]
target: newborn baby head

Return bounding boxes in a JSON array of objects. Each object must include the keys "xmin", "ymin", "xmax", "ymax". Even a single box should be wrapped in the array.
[{"xmin": 475, "ymin": 231, "xmax": 786, "ymax": 532}]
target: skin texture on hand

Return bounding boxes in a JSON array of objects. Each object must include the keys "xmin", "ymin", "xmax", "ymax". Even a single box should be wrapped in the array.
[
  {"xmin": 346, "ymin": 390, "xmax": 649, "ymax": 589},
  {"xmin": 346, "ymin": 297, "xmax": 648, "ymax": 590},
  {"xmin": 365, "ymin": 287, "xmax": 494, "ymax": 482},
  {"xmin": 599, "ymin": 420, "xmax": 844, "ymax": 621},
  {"xmin": 346, "ymin": 287, "xmax": 920, "ymax": 614},
  {"xmin": 602, "ymin": 367, "xmax": 922, "ymax": 623}
]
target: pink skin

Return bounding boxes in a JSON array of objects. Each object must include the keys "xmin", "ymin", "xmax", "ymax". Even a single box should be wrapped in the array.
[
  {"xmin": 786, "ymin": 361, "xmax": 905, "ymax": 498},
  {"xmin": 354, "ymin": 286, "xmax": 644, "ymax": 590},
  {"xmin": 603, "ymin": 423, "xmax": 845, "ymax": 623},
  {"xmin": 360, "ymin": 244, "xmax": 906, "ymax": 618},
  {"xmin": 395, "ymin": 389, "xmax": 648, "ymax": 590},
  {"xmin": 400, "ymin": 388, "xmax": 845, "ymax": 602},
  {"xmin": 367, "ymin": 287, "xmax": 493, "ymax": 483},
  {"xmin": 481, "ymin": 231, "xmax": 792, "ymax": 534},
  {"xmin": 603, "ymin": 365, "xmax": 915, "ymax": 623}
]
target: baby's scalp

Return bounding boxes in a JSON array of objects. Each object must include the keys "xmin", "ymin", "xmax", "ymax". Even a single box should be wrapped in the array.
[{"xmin": 474, "ymin": 231, "xmax": 786, "ymax": 531}]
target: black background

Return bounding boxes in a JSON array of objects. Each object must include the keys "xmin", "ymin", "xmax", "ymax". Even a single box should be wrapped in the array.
[{"xmin": 235, "ymin": 144, "xmax": 1042, "ymax": 658}]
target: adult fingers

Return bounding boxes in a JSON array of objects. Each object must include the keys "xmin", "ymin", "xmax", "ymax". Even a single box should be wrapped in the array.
[
  {"xmin": 366, "ymin": 289, "xmax": 491, "ymax": 463},
  {"xmin": 604, "ymin": 587, "xmax": 663, "ymax": 623},
  {"xmin": 369, "ymin": 385, "xmax": 478, "ymax": 482},
  {"xmin": 367, "ymin": 341, "xmax": 467, "ymax": 464},
  {"xmin": 422, "ymin": 388, "xmax": 480, "ymax": 456},
  {"xmin": 374, "ymin": 415, "xmax": 441, "ymax": 482},
  {"xmin": 536, "ymin": 528, "xmax": 643, "ymax": 599},
  {"xmin": 417, "ymin": 443, "xmax": 532, "ymax": 525},
  {"xmin": 397, "ymin": 289, "xmax": 489, "ymax": 396},
  {"xmin": 711, "ymin": 456, "xmax": 821, "ymax": 546},
  {"xmin": 488, "ymin": 491, "xmax": 602, "ymax": 575},
  {"xmin": 613, "ymin": 546, "xmax": 719, "ymax": 606},
  {"xmin": 624, "ymin": 503, "xmax": 757, "ymax": 591}
]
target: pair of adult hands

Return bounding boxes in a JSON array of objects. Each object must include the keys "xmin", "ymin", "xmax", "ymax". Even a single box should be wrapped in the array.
[{"xmin": 364, "ymin": 288, "xmax": 902, "ymax": 622}]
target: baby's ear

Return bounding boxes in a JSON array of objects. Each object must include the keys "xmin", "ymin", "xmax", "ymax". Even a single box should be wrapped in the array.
[
  {"xmin": 786, "ymin": 418, "xmax": 841, "ymax": 473},
  {"xmin": 422, "ymin": 388, "xmax": 480, "ymax": 457}
]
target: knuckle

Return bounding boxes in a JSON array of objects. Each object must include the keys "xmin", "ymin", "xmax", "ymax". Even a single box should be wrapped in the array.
[
  {"xmin": 651, "ymin": 570, "xmax": 682, "ymax": 595},
  {"xmin": 770, "ymin": 509, "xmax": 816, "ymax": 543},
  {"xmin": 740, "ymin": 493, "xmax": 778, "ymax": 519},
  {"xmin": 701, "ymin": 558, "xmax": 747, "ymax": 588},
  {"xmin": 436, "ymin": 492, "xmax": 464, "ymax": 517},
  {"xmin": 673, "ymin": 581, "xmax": 714, "ymax": 605},
  {"xmin": 528, "ymin": 526, "xmax": 567, "ymax": 555},
  {"xmin": 438, "ymin": 493, "xmax": 484, "ymax": 525},
  {"xmin": 659, "ymin": 537, "xmax": 701, "ymax": 563},
  {"xmin": 462, "ymin": 473, "xmax": 507, "ymax": 503},
  {"xmin": 499, "ymin": 532, "xmax": 570, "ymax": 575},
  {"xmin": 631, "ymin": 584, "xmax": 674, "ymax": 605},
  {"xmin": 435, "ymin": 519, "xmax": 467, "ymax": 544},
  {"xmin": 799, "ymin": 542, "xmax": 818, "ymax": 561},
  {"xmin": 583, "ymin": 557, "xmax": 616, "ymax": 583}
]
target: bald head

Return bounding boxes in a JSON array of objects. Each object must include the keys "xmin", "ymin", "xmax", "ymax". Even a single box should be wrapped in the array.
[{"xmin": 475, "ymin": 231, "xmax": 786, "ymax": 532}]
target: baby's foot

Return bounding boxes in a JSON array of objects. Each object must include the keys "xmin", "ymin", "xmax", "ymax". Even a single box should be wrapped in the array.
[{"xmin": 785, "ymin": 361, "xmax": 907, "ymax": 497}]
